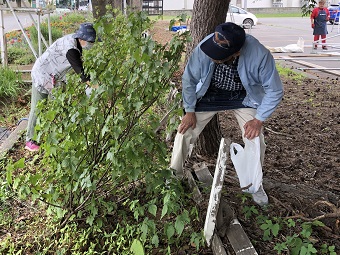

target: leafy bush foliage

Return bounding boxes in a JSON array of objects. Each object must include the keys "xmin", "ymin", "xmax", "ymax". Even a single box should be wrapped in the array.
[
  {"xmin": 0, "ymin": 67, "xmax": 23, "ymax": 98},
  {"xmin": 28, "ymin": 23, "xmax": 63, "ymax": 53},
  {"xmin": 52, "ymin": 12, "xmax": 89, "ymax": 33},
  {"xmin": 4, "ymin": 10, "xmax": 206, "ymax": 254},
  {"xmin": 7, "ymin": 46, "xmax": 35, "ymax": 65},
  {"xmin": 241, "ymin": 201, "xmax": 337, "ymax": 255}
]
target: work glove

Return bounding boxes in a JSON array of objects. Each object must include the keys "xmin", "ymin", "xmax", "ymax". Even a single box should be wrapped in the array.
[{"xmin": 311, "ymin": 24, "xmax": 315, "ymax": 28}]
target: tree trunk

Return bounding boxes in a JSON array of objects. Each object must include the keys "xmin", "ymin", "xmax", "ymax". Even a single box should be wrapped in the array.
[
  {"xmin": 195, "ymin": 115, "xmax": 223, "ymax": 156},
  {"xmin": 92, "ymin": 0, "xmax": 120, "ymax": 18},
  {"xmin": 92, "ymin": 0, "xmax": 142, "ymax": 19},
  {"xmin": 126, "ymin": 0, "xmax": 142, "ymax": 12},
  {"xmin": 187, "ymin": 0, "xmax": 230, "ymax": 157}
]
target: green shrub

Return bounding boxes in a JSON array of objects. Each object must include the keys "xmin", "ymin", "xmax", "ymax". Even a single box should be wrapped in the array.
[
  {"xmin": 0, "ymin": 67, "xmax": 23, "ymax": 98},
  {"xmin": 4, "ymin": 10, "xmax": 205, "ymax": 254},
  {"xmin": 7, "ymin": 45, "xmax": 35, "ymax": 65},
  {"xmin": 50, "ymin": 12, "xmax": 89, "ymax": 34},
  {"xmin": 29, "ymin": 24, "xmax": 63, "ymax": 52}
]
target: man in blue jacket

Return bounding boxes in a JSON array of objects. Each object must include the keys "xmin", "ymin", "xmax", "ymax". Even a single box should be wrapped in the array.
[{"xmin": 170, "ymin": 22, "xmax": 284, "ymax": 206}]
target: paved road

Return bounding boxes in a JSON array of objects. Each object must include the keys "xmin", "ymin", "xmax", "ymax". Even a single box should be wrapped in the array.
[
  {"xmin": 249, "ymin": 17, "xmax": 340, "ymax": 77},
  {"xmin": 3, "ymin": 14, "xmax": 340, "ymax": 50},
  {"xmin": 2, "ymin": 14, "xmax": 340, "ymax": 76},
  {"xmin": 1, "ymin": 12, "xmax": 40, "ymax": 33},
  {"xmin": 251, "ymin": 17, "xmax": 340, "ymax": 48}
]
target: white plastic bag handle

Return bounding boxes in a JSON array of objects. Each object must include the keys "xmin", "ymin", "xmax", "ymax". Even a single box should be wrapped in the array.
[{"xmin": 230, "ymin": 143, "xmax": 244, "ymax": 158}]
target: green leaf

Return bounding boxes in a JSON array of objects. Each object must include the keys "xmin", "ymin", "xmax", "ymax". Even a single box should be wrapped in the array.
[
  {"xmin": 274, "ymin": 242, "xmax": 287, "ymax": 253},
  {"xmin": 86, "ymin": 214, "xmax": 95, "ymax": 226},
  {"xmin": 271, "ymin": 223, "xmax": 280, "ymax": 236},
  {"xmin": 166, "ymin": 224, "xmax": 175, "ymax": 239},
  {"xmin": 45, "ymin": 110, "xmax": 56, "ymax": 121},
  {"xmin": 260, "ymin": 223, "xmax": 269, "ymax": 230},
  {"xmin": 263, "ymin": 229, "xmax": 271, "ymax": 241},
  {"xmin": 300, "ymin": 246, "xmax": 308, "ymax": 255},
  {"xmin": 14, "ymin": 158, "xmax": 25, "ymax": 168},
  {"xmin": 29, "ymin": 174, "xmax": 42, "ymax": 186},
  {"xmin": 130, "ymin": 239, "xmax": 144, "ymax": 255},
  {"xmin": 101, "ymin": 123, "xmax": 110, "ymax": 137},
  {"xmin": 161, "ymin": 204, "xmax": 168, "ymax": 219},
  {"xmin": 148, "ymin": 204, "xmax": 157, "ymax": 217},
  {"xmin": 307, "ymin": 243, "xmax": 317, "ymax": 253},
  {"xmin": 13, "ymin": 177, "xmax": 21, "ymax": 190},
  {"xmin": 151, "ymin": 234, "xmax": 159, "ymax": 247},
  {"xmin": 141, "ymin": 221, "xmax": 148, "ymax": 239},
  {"xmin": 287, "ymin": 219, "xmax": 296, "ymax": 227},
  {"xmin": 290, "ymin": 238, "xmax": 303, "ymax": 255},
  {"xmin": 88, "ymin": 106, "xmax": 97, "ymax": 115},
  {"xmin": 56, "ymin": 208, "xmax": 67, "ymax": 219},
  {"xmin": 6, "ymin": 166, "xmax": 13, "ymax": 185},
  {"xmin": 312, "ymin": 220, "xmax": 325, "ymax": 227},
  {"xmin": 175, "ymin": 217, "xmax": 185, "ymax": 236}
]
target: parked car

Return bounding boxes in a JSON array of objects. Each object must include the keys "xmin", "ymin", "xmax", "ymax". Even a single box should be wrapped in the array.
[
  {"xmin": 328, "ymin": 3, "xmax": 340, "ymax": 24},
  {"xmin": 55, "ymin": 4, "xmax": 72, "ymax": 14},
  {"xmin": 78, "ymin": 1, "xmax": 89, "ymax": 11},
  {"xmin": 226, "ymin": 5, "xmax": 258, "ymax": 27}
]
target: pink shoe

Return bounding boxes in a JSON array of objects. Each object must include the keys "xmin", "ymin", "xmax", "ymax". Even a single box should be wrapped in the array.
[{"xmin": 25, "ymin": 140, "xmax": 40, "ymax": 152}]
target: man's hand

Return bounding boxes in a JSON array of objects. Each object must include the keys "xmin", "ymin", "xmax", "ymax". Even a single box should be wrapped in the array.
[
  {"xmin": 178, "ymin": 112, "xmax": 196, "ymax": 134},
  {"xmin": 243, "ymin": 118, "xmax": 263, "ymax": 140},
  {"xmin": 311, "ymin": 23, "xmax": 315, "ymax": 28}
]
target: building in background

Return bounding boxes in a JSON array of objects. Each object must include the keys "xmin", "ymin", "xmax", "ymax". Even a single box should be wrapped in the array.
[{"xmin": 160, "ymin": 0, "xmax": 339, "ymax": 11}]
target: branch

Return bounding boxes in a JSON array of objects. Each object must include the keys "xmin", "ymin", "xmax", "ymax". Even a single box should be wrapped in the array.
[
  {"xmin": 265, "ymin": 127, "xmax": 294, "ymax": 139},
  {"xmin": 284, "ymin": 200, "xmax": 340, "ymax": 221}
]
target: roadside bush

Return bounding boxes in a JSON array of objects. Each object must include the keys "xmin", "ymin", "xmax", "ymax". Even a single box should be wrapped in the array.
[
  {"xmin": 29, "ymin": 12, "xmax": 88, "ymax": 44},
  {"xmin": 0, "ymin": 67, "xmax": 23, "ymax": 99},
  {"xmin": 7, "ymin": 45, "xmax": 35, "ymax": 65},
  {"xmin": 28, "ymin": 23, "xmax": 63, "ymax": 53},
  {"xmin": 52, "ymin": 12, "xmax": 89, "ymax": 33}
]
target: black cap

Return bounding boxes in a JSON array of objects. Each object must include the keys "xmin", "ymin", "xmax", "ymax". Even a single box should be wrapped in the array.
[{"xmin": 200, "ymin": 22, "xmax": 246, "ymax": 60}]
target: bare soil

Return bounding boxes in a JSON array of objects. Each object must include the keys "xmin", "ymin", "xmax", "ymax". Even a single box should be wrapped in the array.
[{"xmin": 152, "ymin": 21, "xmax": 340, "ymax": 254}]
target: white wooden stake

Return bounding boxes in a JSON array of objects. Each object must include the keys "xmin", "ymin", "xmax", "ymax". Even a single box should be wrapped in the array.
[{"xmin": 204, "ymin": 138, "xmax": 228, "ymax": 246}]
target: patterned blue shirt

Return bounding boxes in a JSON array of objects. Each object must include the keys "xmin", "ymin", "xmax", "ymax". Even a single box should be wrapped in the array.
[{"xmin": 211, "ymin": 57, "xmax": 244, "ymax": 91}]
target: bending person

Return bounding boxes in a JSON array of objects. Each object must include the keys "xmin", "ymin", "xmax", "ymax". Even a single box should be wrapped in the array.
[
  {"xmin": 170, "ymin": 23, "xmax": 284, "ymax": 206},
  {"xmin": 25, "ymin": 22, "xmax": 100, "ymax": 152}
]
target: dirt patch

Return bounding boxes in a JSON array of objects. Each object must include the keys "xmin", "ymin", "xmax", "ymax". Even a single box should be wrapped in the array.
[
  {"xmin": 217, "ymin": 75, "xmax": 340, "ymax": 253},
  {"xmin": 151, "ymin": 21, "xmax": 340, "ymax": 253}
]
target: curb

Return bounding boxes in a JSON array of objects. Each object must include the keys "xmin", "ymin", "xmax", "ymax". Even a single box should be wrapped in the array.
[{"xmin": 0, "ymin": 119, "xmax": 27, "ymax": 158}]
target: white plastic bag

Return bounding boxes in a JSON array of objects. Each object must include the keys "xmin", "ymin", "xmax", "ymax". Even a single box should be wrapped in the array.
[
  {"xmin": 230, "ymin": 137, "xmax": 263, "ymax": 194},
  {"xmin": 266, "ymin": 37, "xmax": 304, "ymax": 53}
]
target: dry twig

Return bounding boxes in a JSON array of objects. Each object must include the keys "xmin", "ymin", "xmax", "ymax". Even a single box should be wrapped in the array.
[{"xmin": 265, "ymin": 127, "xmax": 294, "ymax": 139}]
